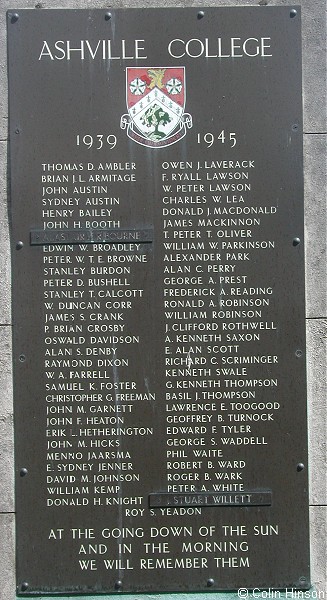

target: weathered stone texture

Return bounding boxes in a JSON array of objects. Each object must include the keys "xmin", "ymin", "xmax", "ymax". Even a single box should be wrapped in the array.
[
  {"xmin": 301, "ymin": 0, "xmax": 327, "ymax": 133},
  {"xmin": 304, "ymin": 135, "xmax": 327, "ymax": 318},
  {"xmin": 307, "ymin": 319, "xmax": 327, "ymax": 506},
  {"xmin": 0, "ymin": 221, "xmax": 11, "ymax": 324},
  {"xmin": 309, "ymin": 506, "xmax": 327, "ymax": 593},
  {"xmin": 0, "ymin": 326, "xmax": 14, "ymax": 513},
  {"xmin": 0, "ymin": 514, "xmax": 15, "ymax": 600},
  {"xmin": 0, "ymin": 141, "xmax": 11, "ymax": 323}
]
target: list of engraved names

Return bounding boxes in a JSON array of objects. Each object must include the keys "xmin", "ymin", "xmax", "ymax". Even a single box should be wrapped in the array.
[{"xmin": 39, "ymin": 153, "xmax": 279, "ymax": 574}]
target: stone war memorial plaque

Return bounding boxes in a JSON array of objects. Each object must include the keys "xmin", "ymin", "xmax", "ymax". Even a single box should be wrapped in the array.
[{"xmin": 8, "ymin": 6, "xmax": 310, "ymax": 595}]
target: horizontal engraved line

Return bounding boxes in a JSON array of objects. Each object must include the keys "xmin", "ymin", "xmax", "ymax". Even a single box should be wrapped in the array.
[
  {"xmin": 149, "ymin": 491, "xmax": 272, "ymax": 508},
  {"xmin": 30, "ymin": 228, "xmax": 153, "ymax": 245}
]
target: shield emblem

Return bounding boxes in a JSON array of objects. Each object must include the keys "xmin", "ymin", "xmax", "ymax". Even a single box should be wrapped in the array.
[{"xmin": 121, "ymin": 67, "xmax": 192, "ymax": 148}]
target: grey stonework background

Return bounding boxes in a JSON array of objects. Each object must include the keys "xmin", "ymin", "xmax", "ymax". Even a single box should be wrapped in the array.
[{"xmin": 0, "ymin": 1, "xmax": 326, "ymax": 599}]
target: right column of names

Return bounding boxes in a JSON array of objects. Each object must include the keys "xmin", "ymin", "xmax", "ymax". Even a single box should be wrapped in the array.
[{"xmin": 161, "ymin": 156, "xmax": 279, "ymax": 497}]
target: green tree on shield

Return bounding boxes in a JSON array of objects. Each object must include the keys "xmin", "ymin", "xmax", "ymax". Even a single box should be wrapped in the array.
[{"xmin": 141, "ymin": 103, "xmax": 172, "ymax": 140}]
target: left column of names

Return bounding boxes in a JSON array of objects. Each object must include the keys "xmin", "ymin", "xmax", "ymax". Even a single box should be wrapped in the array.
[{"xmin": 39, "ymin": 160, "xmax": 154, "ymax": 517}]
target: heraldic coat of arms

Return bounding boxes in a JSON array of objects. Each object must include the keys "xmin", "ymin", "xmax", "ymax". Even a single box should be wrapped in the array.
[{"xmin": 120, "ymin": 67, "xmax": 193, "ymax": 148}]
